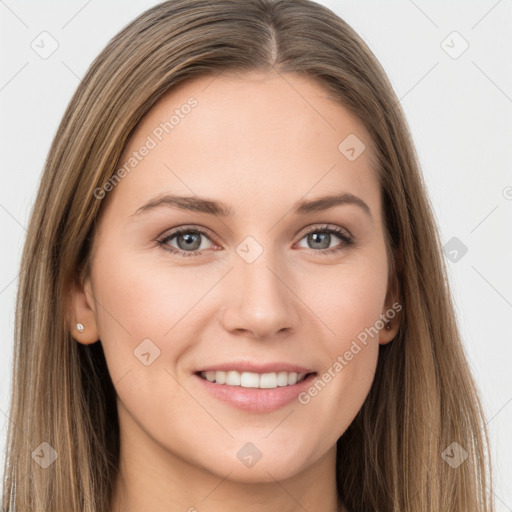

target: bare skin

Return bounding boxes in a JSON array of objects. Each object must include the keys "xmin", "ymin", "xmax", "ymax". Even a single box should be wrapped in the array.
[{"xmin": 70, "ymin": 69, "xmax": 400, "ymax": 512}]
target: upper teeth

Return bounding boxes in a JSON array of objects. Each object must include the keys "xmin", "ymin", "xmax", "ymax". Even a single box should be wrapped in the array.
[{"xmin": 200, "ymin": 370, "xmax": 307, "ymax": 388}]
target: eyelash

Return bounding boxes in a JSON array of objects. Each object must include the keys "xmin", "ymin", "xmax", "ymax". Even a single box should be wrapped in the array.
[{"xmin": 155, "ymin": 224, "xmax": 354, "ymax": 258}]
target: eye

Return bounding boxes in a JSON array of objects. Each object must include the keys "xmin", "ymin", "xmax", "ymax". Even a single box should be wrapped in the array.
[
  {"xmin": 156, "ymin": 224, "xmax": 354, "ymax": 257},
  {"xmin": 156, "ymin": 226, "xmax": 216, "ymax": 257},
  {"xmin": 295, "ymin": 224, "xmax": 354, "ymax": 255}
]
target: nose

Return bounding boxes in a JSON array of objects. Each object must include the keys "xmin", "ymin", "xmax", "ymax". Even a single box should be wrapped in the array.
[{"xmin": 218, "ymin": 250, "xmax": 302, "ymax": 340}]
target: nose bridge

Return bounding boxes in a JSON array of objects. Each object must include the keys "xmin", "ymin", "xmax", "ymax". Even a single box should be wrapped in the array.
[
  {"xmin": 236, "ymin": 233, "xmax": 288, "ymax": 306},
  {"xmin": 220, "ymin": 233, "xmax": 300, "ymax": 337}
]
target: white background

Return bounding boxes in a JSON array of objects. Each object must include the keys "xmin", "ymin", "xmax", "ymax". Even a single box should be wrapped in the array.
[{"xmin": 1, "ymin": 0, "xmax": 511, "ymax": 509}]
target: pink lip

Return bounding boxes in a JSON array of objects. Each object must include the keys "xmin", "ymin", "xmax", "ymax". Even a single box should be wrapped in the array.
[
  {"xmin": 195, "ymin": 361, "xmax": 314, "ymax": 374},
  {"xmin": 193, "ymin": 372, "xmax": 317, "ymax": 413}
]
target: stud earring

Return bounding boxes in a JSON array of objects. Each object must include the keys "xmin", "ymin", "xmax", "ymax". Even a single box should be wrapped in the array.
[
  {"xmin": 76, "ymin": 323, "xmax": 84, "ymax": 333},
  {"xmin": 385, "ymin": 321, "xmax": 391, "ymax": 331}
]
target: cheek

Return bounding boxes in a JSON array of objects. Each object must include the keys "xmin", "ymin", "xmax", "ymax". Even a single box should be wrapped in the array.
[
  {"xmin": 295, "ymin": 253, "xmax": 388, "ymax": 436},
  {"xmin": 94, "ymin": 240, "xmax": 203, "ymax": 324},
  {"xmin": 304, "ymin": 252, "xmax": 389, "ymax": 354},
  {"xmin": 90, "ymin": 250, "xmax": 193, "ymax": 381}
]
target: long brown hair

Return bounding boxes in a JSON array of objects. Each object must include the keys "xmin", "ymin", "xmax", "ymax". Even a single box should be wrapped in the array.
[{"xmin": 1, "ymin": 1, "xmax": 494, "ymax": 510}]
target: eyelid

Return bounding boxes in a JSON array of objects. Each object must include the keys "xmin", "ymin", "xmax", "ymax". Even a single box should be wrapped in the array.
[
  {"xmin": 156, "ymin": 224, "xmax": 217, "ymax": 242},
  {"xmin": 295, "ymin": 223, "xmax": 352, "ymax": 240},
  {"xmin": 157, "ymin": 223, "xmax": 352, "ymax": 242}
]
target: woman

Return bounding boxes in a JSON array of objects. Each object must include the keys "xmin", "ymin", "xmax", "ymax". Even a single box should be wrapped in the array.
[{"xmin": 1, "ymin": 1, "xmax": 495, "ymax": 511}]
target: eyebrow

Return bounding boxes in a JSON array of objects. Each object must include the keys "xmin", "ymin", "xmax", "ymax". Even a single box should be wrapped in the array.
[{"xmin": 131, "ymin": 192, "xmax": 372, "ymax": 219}]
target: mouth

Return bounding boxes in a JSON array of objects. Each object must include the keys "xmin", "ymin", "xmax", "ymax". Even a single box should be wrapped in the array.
[
  {"xmin": 194, "ymin": 369, "xmax": 318, "ymax": 413},
  {"xmin": 195, "ymin": 370, "xmax": 316, "ymax": 389}
]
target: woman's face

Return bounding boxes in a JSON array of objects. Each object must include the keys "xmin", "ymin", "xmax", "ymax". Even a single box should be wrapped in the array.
[{"xmin": 76, "ymin": 70, "xmax": 398, "ymax": 484}]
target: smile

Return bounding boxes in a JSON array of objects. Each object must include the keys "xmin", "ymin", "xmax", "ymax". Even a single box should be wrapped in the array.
[
  {"xmin": 194, "ymin": 370, "xmax": 318, "ymax": 413},
  {"xmin": 198, "ymin": 370, "xmax": 311, "ymax": 389}
]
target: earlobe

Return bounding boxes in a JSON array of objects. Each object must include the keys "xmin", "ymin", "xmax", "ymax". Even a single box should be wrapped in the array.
[
  {"xmin": 379, "ymin": 318, "xmax": 399, "ymax": 345},
  {"xmin": 67, "ymin": 277, "xmax": 100, "ymax": 344},
  {"xmin": 379, "ymin": 292, "xmax": 402, "ymax": 344}
]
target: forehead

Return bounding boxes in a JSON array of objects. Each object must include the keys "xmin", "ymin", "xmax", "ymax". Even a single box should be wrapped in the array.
[{"xmin": 109, "ymin": 70, "xmax": 380, "ymax": 220}]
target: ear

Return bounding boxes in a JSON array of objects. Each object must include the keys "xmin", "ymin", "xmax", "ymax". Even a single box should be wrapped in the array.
[
  {"xmin": 379, "ymin": 248, "xmax": 402, "ymax": 345},
  {"xmin": 67, "ymin": 276, "xmax": 100, "ymax": 345}
]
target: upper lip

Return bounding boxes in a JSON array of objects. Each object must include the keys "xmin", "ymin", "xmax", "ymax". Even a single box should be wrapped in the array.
[{"xmin": 195, "ymin": 361, "xmax": 316, "ymax": 374}]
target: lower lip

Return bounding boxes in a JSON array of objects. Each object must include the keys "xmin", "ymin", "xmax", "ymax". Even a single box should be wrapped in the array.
[{"xmin": 194, "ymin": 372, "xmax": 317, "ymax": 413}]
